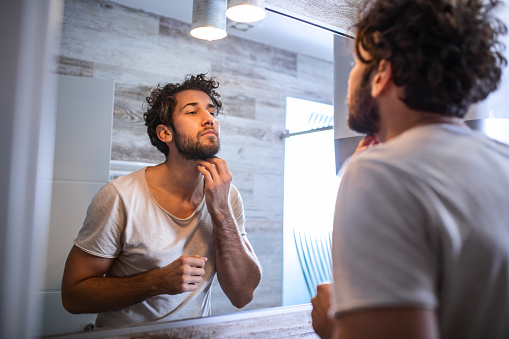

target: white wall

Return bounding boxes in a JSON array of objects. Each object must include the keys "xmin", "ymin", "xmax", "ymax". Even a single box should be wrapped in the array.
[
  {"xmin": 39, "ymin": 75, "xmax": 114, "ymax": 336},
  {"xmin": 0, "ymin": 1, "xmax": 63, "ymax": 338}
]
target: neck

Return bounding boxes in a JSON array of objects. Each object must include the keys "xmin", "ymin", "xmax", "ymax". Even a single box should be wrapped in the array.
[
  {"xmin": 376, "ymin": 98, "xmax": 467, "ymax": 142},
  {"xmin": 147, "ymin": 154, "xmax": 204, "ymax": 202}
]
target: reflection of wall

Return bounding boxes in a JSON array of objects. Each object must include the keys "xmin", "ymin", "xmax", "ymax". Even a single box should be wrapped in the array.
[{"xmin": 57, "ymin": 0, "xmax": 333, "ymax": 316}]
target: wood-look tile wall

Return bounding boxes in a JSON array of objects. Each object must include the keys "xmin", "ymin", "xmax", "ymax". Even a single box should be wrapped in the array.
[{"xmin": 57, "ymin": 0, "xmax": 333, "ymax": 316}]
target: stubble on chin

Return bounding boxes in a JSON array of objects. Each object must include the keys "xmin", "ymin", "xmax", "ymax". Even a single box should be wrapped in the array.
[
  {"xmin": 173, "ymin": 130, "xmax": 221, "ymax": 161},
  {"xmin": 347, "ymin": 82, "xmax": 380, "ymax": 135}
]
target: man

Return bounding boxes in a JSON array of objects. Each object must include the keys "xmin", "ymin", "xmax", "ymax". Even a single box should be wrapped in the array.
[
  {"xmin": 311, "ymin": 0, "xmax": 509, "ymax": 338},
  {"xmin": 61, "ymin": 73, "xmax": 261, "ymax": 328}
]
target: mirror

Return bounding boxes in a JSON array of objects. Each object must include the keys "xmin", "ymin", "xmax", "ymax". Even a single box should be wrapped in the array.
[{"xmin": 42, "ymin": 0, "xmax": 352, "ymax": 336}]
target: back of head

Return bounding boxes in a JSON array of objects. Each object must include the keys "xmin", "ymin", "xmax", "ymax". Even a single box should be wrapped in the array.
[{"xmin": 355, "ymin": 0, "xmax": 507, "ymax": 117}]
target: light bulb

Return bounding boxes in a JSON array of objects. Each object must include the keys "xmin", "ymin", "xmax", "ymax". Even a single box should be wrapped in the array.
[
  {"xmin": 190, "ymin": 27, "xmax": 227, "ymax": 41},
  {"xmin": 226, "ymin": 1, "xmax": 266, "ymax": 23}
]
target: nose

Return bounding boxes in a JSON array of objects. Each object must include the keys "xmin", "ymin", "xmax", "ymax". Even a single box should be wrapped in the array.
[{"xmin": 201, "ymin": 109, "xmax": 216, "ymax": 126}]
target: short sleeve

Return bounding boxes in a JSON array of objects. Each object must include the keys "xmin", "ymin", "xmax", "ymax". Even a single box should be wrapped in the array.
[
  {"xmin": 74, "ymin": 181, "xmax": 125, "ymax": 258},
  {"xmin": 229, "ymin": 185, "xmax": 247, "ymax": 237},
  {"xmin": 330, "ymin": 157, "xmax": 439, "ymax": 317}
]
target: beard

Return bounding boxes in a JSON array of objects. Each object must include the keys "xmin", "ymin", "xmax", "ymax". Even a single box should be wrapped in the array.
[
  {"xmin": 347, "ymin": 68, "xmax": 380, "ymax": 135},
  {"xmin": 171, "ymin": 126, "xmax": 220, "ymax": 160}
]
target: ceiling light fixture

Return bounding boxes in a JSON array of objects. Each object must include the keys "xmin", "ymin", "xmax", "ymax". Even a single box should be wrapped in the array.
[
  {"xmin": 190, "ymin": 0, "xmax": 228, "ymax": 41},
  {"xmin": 226, "ymin": 0, "xmax": 266, "ymax": 23}
]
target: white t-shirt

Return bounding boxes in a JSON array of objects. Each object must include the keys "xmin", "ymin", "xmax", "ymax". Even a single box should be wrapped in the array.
[
  {"xmin": 74, "ymin": 167, "xmax": 246, "ymax": 328},
  {"xmin": 331, "ymin": 124, "xmax": 509, "ymax": 339}
]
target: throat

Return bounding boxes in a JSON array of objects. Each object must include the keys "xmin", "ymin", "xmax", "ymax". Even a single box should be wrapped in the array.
[{"xmin": 145, "ymin": 165, "xmax": 205, "ymax": 218}]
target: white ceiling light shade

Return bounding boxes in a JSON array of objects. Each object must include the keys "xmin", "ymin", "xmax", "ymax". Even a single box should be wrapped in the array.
[
  {"xmin": 226, "ymin": 0, "xmax": 266, "ymax": 23},
  {"xmin": 190, "ymin": 0, "xmax": 228, "ymax": 41}
]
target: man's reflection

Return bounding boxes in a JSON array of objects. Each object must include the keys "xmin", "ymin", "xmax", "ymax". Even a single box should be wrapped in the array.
[{"xmin": 61, "ymin": 73, "xmax": 261, "ymax": 328}]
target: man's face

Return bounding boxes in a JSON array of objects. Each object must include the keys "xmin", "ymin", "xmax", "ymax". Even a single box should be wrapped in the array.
[
  {"xmin": 170, "ymin": 89, "xmax": 220, "ymax": 160},
  {"xmin": 347, "ymin": 47, "xmax": 380, "ymax": 135}
]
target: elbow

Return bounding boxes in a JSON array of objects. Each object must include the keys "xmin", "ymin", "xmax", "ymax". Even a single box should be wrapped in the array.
[
  {"xmin": 61, "ymin": 290, "xmax": 84, "ymax": 314},
  {"xmin": 62, "ymin": 299, "xmax": 80, "ymax": 314},
  {"xmin": 231, "ymin": 292, "xmax": 254, "ymax": 309},
  {"xmin": 223, "ymin": 265, "xmax": 261, "ymax": 309},
  {"xmin": 230, "ymin": 271, "xmax": 261, "ymax": 308}
]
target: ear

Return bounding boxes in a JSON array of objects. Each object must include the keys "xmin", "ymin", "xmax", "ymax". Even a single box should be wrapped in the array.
[
  {"xmin": 156, "ymin": 124, "xmax": 173, "ymax": 143},
  {"xmin": 371, "ymin": 59, "xmax": 393, "ymax": 98}
]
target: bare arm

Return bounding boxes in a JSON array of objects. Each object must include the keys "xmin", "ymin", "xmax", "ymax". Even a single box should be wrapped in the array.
[
  {"xmin": 332, "ymin": 307, "xmax": 439, "ymax": 339},
  {"xmin": 61, "ymin": 245, "xmax": 207, "ymax": 314},
  {"xmin": 197, "ymin": 157, "xmax": 262, "ymax": 308},
  {"xmin": 311, "ymin": 283, "xmax": 438, "ymax": 339}
]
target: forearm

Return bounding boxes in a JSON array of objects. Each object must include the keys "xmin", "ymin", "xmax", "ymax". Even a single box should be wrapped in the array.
[
  {"xmin": 212, "ymin": 212, "xmax": 261, "ymax": 308},
  {"xmin": 62, "ymin": 269, "xmax": 164, "ymax": 314},
  {"xmin": 196, "ymin": 157, "xmax": 261, "ymax": 306}
]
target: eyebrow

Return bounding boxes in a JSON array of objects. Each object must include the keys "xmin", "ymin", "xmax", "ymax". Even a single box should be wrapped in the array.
[{"xmin": 179, "ymin": 102, "xmax": 216, "ymax": 112}]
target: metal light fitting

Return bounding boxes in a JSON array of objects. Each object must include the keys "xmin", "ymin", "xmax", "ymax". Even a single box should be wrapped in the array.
[{"xmin": 190, "ymin": 0, "xmax": 228, "ymax": 41}]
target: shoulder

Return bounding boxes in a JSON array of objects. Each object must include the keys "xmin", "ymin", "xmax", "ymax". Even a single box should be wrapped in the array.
[
  {"xmin": 343, "ymin": 125, "xmax": 459, "ymax": 178},
  {"xmin": 90, "ymin": 167, "xmax": 149, "ymax": 210},
  {"xmin": 110, "ymin": 167, "xmax": 148, "ymax": 189},
  {"xmin": 337, "ymin": 142, "xmax": 434, "ymax": 233},
  {"xmin": 108, "ymin": 167, "xmax": 149, "ymax": 197}
]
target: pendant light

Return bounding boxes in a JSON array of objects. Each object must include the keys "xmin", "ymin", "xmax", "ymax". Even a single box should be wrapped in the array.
[
  {"xmin": 190, "ymin": 0, "xmax": 228, "ymax": 41},
  {"xmin": 226, "ymin": 0, "xmax": 266, "ymax": 23}
]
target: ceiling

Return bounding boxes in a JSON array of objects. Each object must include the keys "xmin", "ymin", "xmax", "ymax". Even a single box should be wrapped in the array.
[{"xmin": 110, "ymin": 0, "xmax": 335, "ymax": 62}]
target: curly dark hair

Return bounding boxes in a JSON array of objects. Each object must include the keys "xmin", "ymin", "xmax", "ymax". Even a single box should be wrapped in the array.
[
  {"xmin": 143, "ymin": 73, "xmax": 223, "ymax": 157},
  {"xmin": 355, "ymin": 0, "xmax": 507, "ymax": 117}
]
